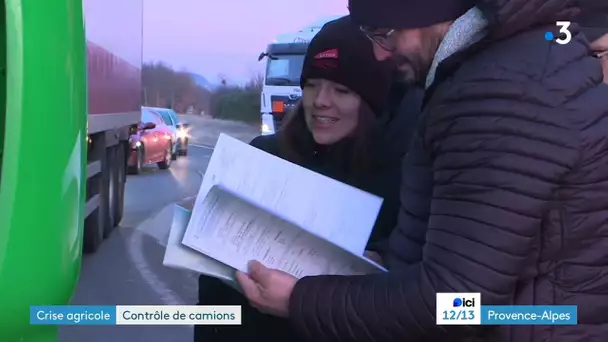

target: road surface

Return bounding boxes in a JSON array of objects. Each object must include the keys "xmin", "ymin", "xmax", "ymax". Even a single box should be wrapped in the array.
[{"xmin": 58, "ymin": 116, "xmax": 258, "ymax": 342}]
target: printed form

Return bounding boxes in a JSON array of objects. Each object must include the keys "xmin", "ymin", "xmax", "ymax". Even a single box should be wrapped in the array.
[
  {"xmin": 163, "ymin": 205, "xmax": 235, "ymax": 282},
  {"xmin": 181, "ymin": 185, "xmax": 384, "ymax": 277},
  {"xmin": 186, "ymin": 133, "xmax": 383, "ymax": 256}
]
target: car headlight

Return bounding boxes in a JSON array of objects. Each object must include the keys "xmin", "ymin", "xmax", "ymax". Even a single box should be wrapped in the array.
[{"xmin": 177, "ymin": 128, "xmax": 189, "ymax": 139}]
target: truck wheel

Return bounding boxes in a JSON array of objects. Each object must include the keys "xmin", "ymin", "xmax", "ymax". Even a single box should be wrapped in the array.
[
  {"xmin": 84, "ymin": 147, "xmax": 109, "ymax": 253},
  {"xmin": 158, "ymin": 144, "xmax": 172, "ymax": 169},
  {"xmin": 83, "ymin": 200, "xmax": 104, "ymax": 253},
  {"xmin": 113, "ymin": 142, "xmax": 126, "ymax": 225},
  {"xmin": 103, "ymin": 145, "xmax": 118, "ymax": 238}
]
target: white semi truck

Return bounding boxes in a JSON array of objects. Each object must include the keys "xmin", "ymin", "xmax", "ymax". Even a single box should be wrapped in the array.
[{"xmin": 258, "ymin": 16, "xmax": 341, "ymax": 135}]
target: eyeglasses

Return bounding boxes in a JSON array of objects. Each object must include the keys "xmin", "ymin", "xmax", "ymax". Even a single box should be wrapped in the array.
[
  {"xmin": 359, "ymin": 26, "xmax": 395, "ymax": 52},
  {"xmin": 593, "ymin": 50, "xmax": 608, "ymax": 58}
]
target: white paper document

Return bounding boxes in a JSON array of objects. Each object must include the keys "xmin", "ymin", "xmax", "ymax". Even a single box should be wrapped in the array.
[
  {"xmin": 181, "ymin": 185, "xmax": 385, "ymax": 278},
  {"xmin": 187, "ymin": 133, "xmax": 383, "ymax": 256},
  {"xmin": 163, "ymin": 205, "xmax": 235, "ymax": 282}
]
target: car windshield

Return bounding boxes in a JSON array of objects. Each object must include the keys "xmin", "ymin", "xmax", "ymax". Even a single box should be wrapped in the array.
[
  {"xmin": 265, "ymin": 54, "xmax": 305, "ymax": 86},
  {"xmin": 141, "ymin": 109, "xmax": 158, "ymax": 123},
  {"xmin": 155, "ymin": 109, "xmax": 174, "ymax": 126},
  {"xmin": 167, "ymin": 109, "xmax": 179, "ymax": 124}
]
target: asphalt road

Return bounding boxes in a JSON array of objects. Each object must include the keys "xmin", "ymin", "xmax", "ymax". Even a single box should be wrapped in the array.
[{"xmin": 58, "ymin": 116, "xmax": 259, "ymax": 342}]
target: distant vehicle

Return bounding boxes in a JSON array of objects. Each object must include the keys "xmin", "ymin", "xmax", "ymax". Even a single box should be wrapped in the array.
[
  {"xmin": 128, "ymin": 108, "xmax": 174, "ymax": 174},
  {"xmin": 175, "ymin": 119, "xmax": 190, "ymax": 156},
  {"xmin": 258, "ymin": 15, "xmax": 341, "ymax": 135},
  {"xmin": 144, "ymin": 107, "xmax": 189, "ymax": 157}
]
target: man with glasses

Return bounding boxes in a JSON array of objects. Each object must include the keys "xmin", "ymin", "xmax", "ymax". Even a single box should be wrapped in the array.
[
  {"xmin": 579, "ymin": 1, "xmax": 608, "ymax": 82},
  {"xmin": 236, "ymin": 1, "xmax": 608, "ymax": 341}
]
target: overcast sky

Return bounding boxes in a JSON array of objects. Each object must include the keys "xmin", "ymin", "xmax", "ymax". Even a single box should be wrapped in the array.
[{"xmin": 143, "ymin": 0, "xmax": 348, "ymax": 84}]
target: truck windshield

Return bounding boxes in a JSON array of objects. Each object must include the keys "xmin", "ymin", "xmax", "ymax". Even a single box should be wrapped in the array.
[{"xmin": 265, "ymin": 54, "xmax": 305, "ymax": 86}]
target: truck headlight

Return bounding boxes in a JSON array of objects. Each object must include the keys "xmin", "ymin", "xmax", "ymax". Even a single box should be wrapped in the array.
[{"xmin": 261, "ymin": 123, "xmax": 273, "ymax": 134}]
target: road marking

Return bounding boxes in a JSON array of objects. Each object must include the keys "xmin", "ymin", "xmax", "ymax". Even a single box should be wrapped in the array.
[
  {"xmin": 127, "ymin": 209, "xmax": 187, "ymax": 306},
  {"xmin": 189, "ymin": 143, "xmax": 214, "ymax": 150}
]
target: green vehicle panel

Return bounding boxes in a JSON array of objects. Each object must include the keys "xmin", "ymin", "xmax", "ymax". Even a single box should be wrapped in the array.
[
  {"xmin": 0, "ymin": 0, "xmax": 142, "ymax": 340},
  {"xmin": 0, "ymin": 0, "xmax": 87, "ymax": 340}
]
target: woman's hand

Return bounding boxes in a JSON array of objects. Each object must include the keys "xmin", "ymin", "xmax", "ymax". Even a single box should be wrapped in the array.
[{"xmin": 236, "ymin": 260, "xmax": 297, "ymax": 317}]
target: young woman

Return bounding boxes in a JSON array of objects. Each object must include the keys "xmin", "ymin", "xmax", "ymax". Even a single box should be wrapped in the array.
[{"xmin": 194, "ymin": 15, "xmax": 421, "ymax": 341}]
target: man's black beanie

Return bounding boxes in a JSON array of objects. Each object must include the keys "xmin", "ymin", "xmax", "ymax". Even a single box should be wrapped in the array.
[
  {"xmin": 300, "ymin": 16, "xmax": 392, "ymax": 116},
  {"xmin": 348, "ymin": 0, "xmax": 475, "ymax": 29},
  {"xmin": 578, "ymin": 0, "xmax": 608, "ymax": 42}
]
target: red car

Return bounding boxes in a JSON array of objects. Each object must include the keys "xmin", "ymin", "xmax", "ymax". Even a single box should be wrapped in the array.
[{"xmin": 128, "ymin": 108, "xmax": 174, "ymax": 174}]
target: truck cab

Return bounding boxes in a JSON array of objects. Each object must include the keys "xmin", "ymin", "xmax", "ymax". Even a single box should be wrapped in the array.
[
  {"xmin": 258, "ymin": 16, "xmax": 341, "ymax": 135},
  {"xmin": 258, "ymin": 42, "xmax": 307, "ymax": 135}
]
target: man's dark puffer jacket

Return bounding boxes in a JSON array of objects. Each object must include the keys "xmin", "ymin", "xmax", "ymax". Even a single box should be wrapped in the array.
[{"xmin": 286, "ymin": 0, "xmax": 608, "ymax": 341}]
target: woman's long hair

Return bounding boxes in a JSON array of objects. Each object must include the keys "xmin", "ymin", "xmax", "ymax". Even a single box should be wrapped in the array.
[{"xmin": 277, "ymin": 100, "xmax": 377, "ymax": 177}]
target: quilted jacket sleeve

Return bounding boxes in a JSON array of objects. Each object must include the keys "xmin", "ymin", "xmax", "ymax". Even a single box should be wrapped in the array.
[
  {"xmin": 249, "ymin": 134, "xmax": 280, "ymax": 156},
  {"xmin": 287, "ymin": 79, "xmax": 581, "ymax": 341}
]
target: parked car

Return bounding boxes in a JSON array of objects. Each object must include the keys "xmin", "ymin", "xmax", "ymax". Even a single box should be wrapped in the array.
[
  {"xmin": 128, "ymin": 108, "xmax": 174, "ymax": 174},
  {"xmin": 144, "ymin": 107, "xmax": 189, "ymax": 157}
]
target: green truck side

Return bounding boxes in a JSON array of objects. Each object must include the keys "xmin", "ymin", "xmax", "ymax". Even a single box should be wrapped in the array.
[{"xmin": 0, "ymin": 0, "xmax": 143, "ymax": 340}]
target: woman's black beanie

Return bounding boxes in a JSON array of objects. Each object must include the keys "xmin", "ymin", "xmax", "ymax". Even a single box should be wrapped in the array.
[{"xmin": 300, "ymin": 16, "xmax": 393, "ymax": 116}]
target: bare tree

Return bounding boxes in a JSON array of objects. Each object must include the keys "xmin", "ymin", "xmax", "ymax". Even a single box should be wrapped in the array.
[
  {"xmin": 142, "ymin": 61, "xmax": 212, "ymax": 112},
  {"xmin": 245, "ymin": 71, "xmax": 264, "ymax": 91},
  {"xmin": 217, "ymin": 73, "xmax": 229, "ymax": 87}
]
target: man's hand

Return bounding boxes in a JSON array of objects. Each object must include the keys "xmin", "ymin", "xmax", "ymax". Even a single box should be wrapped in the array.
[
  {"xmin": 364, "ymin": 250, "xmax": 383, "ymax": 265},
  {"xmin": 236, "ymin": 260, "xmax": 297, "ymax": 317}
]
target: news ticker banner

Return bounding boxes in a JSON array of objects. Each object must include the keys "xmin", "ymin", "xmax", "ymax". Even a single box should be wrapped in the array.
[
  {"xmin": 30, "ymin": 305, "xmax": 241, "ymax": 325},
  {"xmin": 31, "ymin": 298, "xmax": 577, "ymax": 326},
  {"xmin": 436, "ymin": 293, "xmax": 577, "ymax": 325}
]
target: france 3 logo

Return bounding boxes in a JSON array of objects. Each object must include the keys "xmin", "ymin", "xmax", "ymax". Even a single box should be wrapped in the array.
[
  {"xmin": 436, "ymin": 293, "xmax": 481, "ymax": 325},
  {"xmin": 544, "ymin": 21, "xmax": 572, "ymax": 45}
]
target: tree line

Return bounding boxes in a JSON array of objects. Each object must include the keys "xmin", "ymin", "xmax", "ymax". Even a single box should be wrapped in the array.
[{"xmin": 142, "ymin": 62, "xmax": 262, "ymax": 123}]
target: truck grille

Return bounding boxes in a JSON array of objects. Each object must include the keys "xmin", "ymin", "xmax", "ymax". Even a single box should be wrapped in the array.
[{"xmin": 270, "ymin": 95, "xmax": 300, "ymax": 130}]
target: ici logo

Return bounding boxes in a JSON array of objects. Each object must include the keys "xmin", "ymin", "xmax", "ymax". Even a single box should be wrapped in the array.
[{"xmin": 453, "ymin": 297, "xmax": 475, "ymax": 307}]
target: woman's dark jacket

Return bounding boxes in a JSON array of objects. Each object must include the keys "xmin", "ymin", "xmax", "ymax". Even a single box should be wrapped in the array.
[
  {"xmin": 286, "ymin": 1, "xmax": 608, "ymax": 342},
  {"xmin": 194, "ymin": 84, "xmax": 423, "ymax": 342}
]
